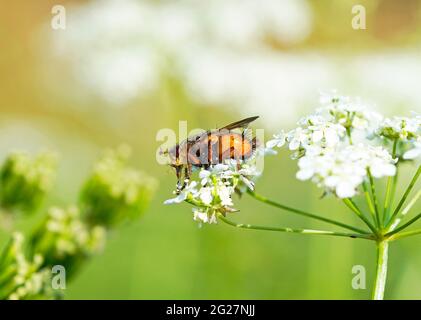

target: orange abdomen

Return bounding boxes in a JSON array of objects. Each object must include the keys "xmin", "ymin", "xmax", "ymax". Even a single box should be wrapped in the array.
[{"xmin": 186, "ymin": 132, "xmax": 256, "ymax": 166}]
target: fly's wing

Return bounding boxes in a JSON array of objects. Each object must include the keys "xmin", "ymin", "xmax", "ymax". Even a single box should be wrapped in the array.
[{"xmin": 220, "ymin": 116, "xmax": 259, "ymax": 131}]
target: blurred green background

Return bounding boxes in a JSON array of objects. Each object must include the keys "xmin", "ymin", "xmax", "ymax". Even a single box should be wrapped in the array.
[{"xmin": 1, "ymin": 0, "xmax": 421, "ymax": 299}]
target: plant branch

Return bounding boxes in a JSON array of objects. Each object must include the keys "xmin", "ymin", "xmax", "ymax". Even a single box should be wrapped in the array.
[
  {"xmin": 386, "ymin": 165, "xmax": 421, "ymax": 228},
  {"xmin": 342, "ymin": 198, "xmax": 378, "ymax": 235},
  {"xmin": 217, "ymin": 214, "xmax": 374, "ymax": 240},
  {"xmin": 389, "ymin": 228, "xmax": 421, "ymax": 241},
  {"xmin": 388, "ymin": 189, "xmax": 421, "ymax": 231},
  {"xmin": 248, "ymin": 191, "xmax": 368, "ymax": 234},
  {"xmin": 362, "ymin": 182, "xmax": 378, "ymax": 225},
  {"xmin": 383, "ymin": 140, "xmax": 398, "ymax": 224},
  {"xmin": 385, "ymin": 211, "xmax": 421, "ymax": 238},
  {"xmin": 367, "ymin": 170, "xmax": 381, "ymax": 228}
]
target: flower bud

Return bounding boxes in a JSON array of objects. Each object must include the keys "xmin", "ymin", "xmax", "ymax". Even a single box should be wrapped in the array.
[
  {"xmin": 0, "ymin": 151, "xmax": 57, "ymax": 214},
  {"xmin": 0, "ymin": 233, "xmax": 55, "ymax": 300},
  {"xmin": 80, "ymin": 146, "xmax": 157, "ymax": 228},
  {"xmin": 29, "ymin": 206, "xmax": 106, "ymax": 278}
]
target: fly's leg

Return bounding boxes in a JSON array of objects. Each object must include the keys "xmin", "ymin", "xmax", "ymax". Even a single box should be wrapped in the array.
[
  {"xmin": 175, "ymin": 166, "xmax": 183, "ymax": 194},
  {"xmin": 181, "ymin": 163, "xmax": 194, "ymax": 189},
  {"xmin": 187, "ymin": 163, "xmax": 192, "ymax": 179}
]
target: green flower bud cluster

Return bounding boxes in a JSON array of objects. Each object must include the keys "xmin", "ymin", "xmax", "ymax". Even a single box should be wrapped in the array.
[
  {"xmin": 0, "ymin": 151, "xmax": 57, "ymax": 214},
  {"xmin": 80, "ymin": 146, "xmax": 157, "ymax": 228},
  {"xmin": 0, "ymin": 233, "xmax": 57, "ymax": 300},
  {"xmin": 0, "ymin": 146, "xmax": 157, "ymax": 299},
  {"xmin": 29, "ymin": 206, "xmax": 106, "ymax": 278}
]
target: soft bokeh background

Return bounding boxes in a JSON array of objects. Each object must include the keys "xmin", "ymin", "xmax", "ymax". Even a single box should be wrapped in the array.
[{"xmin": 1, "ymin": 0, "xmax": 421, "ymax": 299}]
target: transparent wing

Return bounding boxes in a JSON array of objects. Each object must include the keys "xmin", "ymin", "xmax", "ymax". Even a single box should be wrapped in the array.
[{"xmin": 220, "ymin": 116, "xmax": 259, "ymax": 131}]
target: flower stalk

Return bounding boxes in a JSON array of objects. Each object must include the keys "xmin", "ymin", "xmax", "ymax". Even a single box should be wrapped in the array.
[
  {"xmin": 372, "ymin": 241, "xmax": 389, "ymax": 300},
  {"xmin": 383, "ymin": 139, "xmax": 399, "ymax": 223},
  {"xmin": 342, "ymin": 198, "xmax": 377, "ymax": 234},
  {"xmin": 367, "ymin": 170, "xmax": 382, "ymax": 228},
  {"xmin": 249, "ymin": 191, "xmax": 369, "ymax": 234},
  {"xmin": 218, "ymin": 214, "xmax": 373, "ymax": 240},
  {"xmin": 386, "ymin": 165, "xmax": 421, "ymax": 229}
]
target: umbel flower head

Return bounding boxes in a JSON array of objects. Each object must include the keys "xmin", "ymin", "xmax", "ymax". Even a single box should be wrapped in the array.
[
  {"xmin": 80, "ymin": 145, "xmax": 158, "ymax": 228},
  {"xmin": 29, "ymin": 206, "xmax": 106, "ymax": 278},
  {"xmin": 165, "ymin": 158, "xmax": 261, "ymax": 225},
  {"xmin": 295, "ymin": 144, "xmax": 396, "ymax": 198},
  {"xmin": 266, "ymin": 92, "xmax": 420, "ymax": 198},
  {"xmin": 377, "ymin": 115, "xmax": 421, "ymax": 161},
  {"xmin": 0, "ymin": 233, "xmax": 56, "ymax": 300},
  {"xmin": 377, "ymin": 116, "xmax": 420, "ymax": 141},
  {"xmin": 0, "ymin": 151, "xmax": 57, "ymax": 214}
]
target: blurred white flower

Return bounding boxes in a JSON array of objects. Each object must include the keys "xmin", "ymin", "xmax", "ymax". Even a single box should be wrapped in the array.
[
  {"xmin": 48, "ymin": 0, "xmax": 316, "ymax": 114},
  {"xmin": 351, "ymin": 53, "xmax": 421, "ymax": 113},
  {"xmin": 206, "ymin": 0, "xmax": 312, "ymax": 47},
  {"xmin": 47, "ymin": 0, "xmax": 421, "ymax": 132}
]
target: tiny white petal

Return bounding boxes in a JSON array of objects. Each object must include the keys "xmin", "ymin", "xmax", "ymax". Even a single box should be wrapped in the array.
[
  {"xmin": 404, "ymin": 147, "xmax": 421, "ymax": 160},
  {"xmin": 336, "ymin": 182, "xmax": 356, "ymax": 199}
]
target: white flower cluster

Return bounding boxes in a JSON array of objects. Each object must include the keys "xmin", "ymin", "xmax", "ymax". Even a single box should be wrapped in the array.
[
  {"xmin": 165, "ymin": 161, "xmax": 259, "ymax": 225},
  {"xmin": 267, "ymin": 93, "xmax": 406, "ymax": 198},
  {"xmin": 296, "ymin": 144, "xmax": 396, "ymax": 198},
  {"xmin": 267, "ymin": 93, "xmax": 384, "ymax": 156},
  {"xmin": 52, "ymin": 0, "xmax": 312, "ymax": 106}
]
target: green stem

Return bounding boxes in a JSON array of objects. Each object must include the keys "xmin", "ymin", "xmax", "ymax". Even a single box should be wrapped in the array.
[
  {"xmin": 383, "ymin": 140, "xmax": 398, "ymax": 224},
  {"xmin": 391, "ymin": 138, "xmax": 398, "ymax": 156},
  {"xmin": 388, "ymin": 189, "xmax": 421, "ymax": 231},
  {"xmin": 367, "ymin": 170, "xmax": 381, "ymax": 228},
  {"xmin": 372, "ymin": 241, "xmax": 389, "ymax": 300},
  {"xmin": 363, "ymin": 182, "xmax": 377, "ymax": 224},
  {"xmin": 386, "ymin": 165, "xmax": 421, "ymax": 228},
  {"xmin": 342, "ymin": 198, "xmax": 378, "ymax": 234},
  {"xmin": 387, "ymin": 171, "xmax": 399, "ymax": 223},
  {"xmin": 248, "ymin": 191, "xmax": 368, "ymax": 234},
  {"xmin": 346, "ymin": 127, "xmax": 353, "ymax": 145},
  {"xmin": 389, "ymin": 228, "xmax": 421, "ymax": 241},
  {"xmin": 385, "ymin": 212, "xmax": 421, "ymax": 238},
  {"xmin": 383, "ymin": 181, "xmax": 393, "ymax": 221},
  {"xmin": 217, "ymin": 215, "xmax": 373, "ymax": 240}
]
